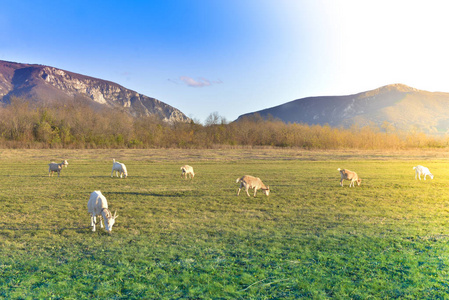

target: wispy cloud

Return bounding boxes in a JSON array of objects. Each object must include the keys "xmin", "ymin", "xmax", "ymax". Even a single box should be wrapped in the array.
[{"xmin": 174, "ymin": 76, "xmax": 223, "ymax": 88}]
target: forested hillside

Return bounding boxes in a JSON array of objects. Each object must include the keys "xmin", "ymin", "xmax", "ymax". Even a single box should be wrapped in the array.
[
  {"xmin": 0, "ymin": 97, "xmax": 446, "ymax": 149},
  {"xmin": 237, "ymin": 84, "xmax": 449, "ymax": 134}
]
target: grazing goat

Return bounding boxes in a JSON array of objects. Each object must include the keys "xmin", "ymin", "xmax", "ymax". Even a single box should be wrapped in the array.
[
  {"xmin": 236, "ymin": 175, "xmax": 270, "ymax": 197},
  {"xmin": 338, "ymin": 168, "xmax": 361, "ymax": 187},
  {"xmin": 413, "ymin": 165, "xmax": 434, "ymax": 180},
  {"xmin": 180, "ymin": 165, "xmax": 195, "ymax": 179},
  {"xmin": 111, "ymin": 159, "xmax": 128, "ymax": 178},
  {"xmin": 87, "ymin": 191, "xmax": 118, "ymax": 233},
  {"xmin": 48, "ymin": 160, "xmax": 68, "ymax": 177}
]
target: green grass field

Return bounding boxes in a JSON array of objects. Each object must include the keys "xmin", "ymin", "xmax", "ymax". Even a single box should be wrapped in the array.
[{"xmin": 1, "ymin": 149, "xmax": 449, "ymax": 299}]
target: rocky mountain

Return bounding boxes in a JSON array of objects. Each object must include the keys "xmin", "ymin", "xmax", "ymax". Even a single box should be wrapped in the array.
[
  {"xmin": 0, "ymin": 60, "xmax": 190, "ymax": 123},
  {"xmin": 237, "ymin": 84, "xmax": 449, "ymax": 134}
]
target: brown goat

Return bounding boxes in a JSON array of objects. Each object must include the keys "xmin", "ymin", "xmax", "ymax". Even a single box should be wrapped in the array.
[
  {"xmin": 338, "ymin": 168, "xmax": 361, "ymax": 187},
  {"xmin": 236, "ymin": 175, "xmax": 270, "ymax": 197}
]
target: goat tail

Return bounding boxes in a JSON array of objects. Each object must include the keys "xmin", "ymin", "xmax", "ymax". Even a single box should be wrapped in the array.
[
  {"xmin": 413, "ymin": 166, "xmax": 416, "ymax": 170},
  {"xmin": 236, "ymin": 177, "xmax": 242, "ymax": 183},
  {"xmin": 337, "ymin": 168, "xmax": 341, "ymax": 171}
]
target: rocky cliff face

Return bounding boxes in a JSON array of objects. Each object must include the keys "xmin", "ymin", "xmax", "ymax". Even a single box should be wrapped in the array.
[{"xmin": 0, "ymin": 60, "xmax": 190, "ymax": 123}]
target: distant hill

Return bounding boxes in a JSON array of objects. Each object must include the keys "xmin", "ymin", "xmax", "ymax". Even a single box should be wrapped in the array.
[
  {"xmin": 237, "ymin": 84, "xmax": 449, "ymax": 134},
  {"xmin": 0, "ymin": 60, "xmax": 190, "ymax": 123}
]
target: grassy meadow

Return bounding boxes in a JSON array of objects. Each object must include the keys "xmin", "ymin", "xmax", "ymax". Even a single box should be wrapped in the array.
[{"xmin": 1, "ymin": 148, "xmax": 449, "ymax": 298}]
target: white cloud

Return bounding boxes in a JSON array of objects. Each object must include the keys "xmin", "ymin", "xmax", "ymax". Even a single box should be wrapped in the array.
[{"xmin": 179, "ymin": 76, "xmax": 222, "ymax": 87}]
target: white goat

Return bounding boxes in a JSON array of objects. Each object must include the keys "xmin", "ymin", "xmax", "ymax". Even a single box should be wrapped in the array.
[
  {"xmin": 87, "ymin": 191, "xmax": 118, "ymax": 233},
  {"xmin": 338, "ymin": 168, "xmax": 362, "ymax": 187},
  {"xmin": 111, "ymin": 159, "xmax": 128, "ymax": 178},
  {"xmin": 48, "ymin": 160, "xmax": 68, "ymax": 177},
  {"xmin": 236, "ymin": 175, "xmax": 270, "ymax": 197},
  {"xmin": 180, "ymin": 165, "xmax": 195, "ymax": 179},
  {"xmin": 413, "ymin": 165, "xmax": 434, "ymax": 180}
]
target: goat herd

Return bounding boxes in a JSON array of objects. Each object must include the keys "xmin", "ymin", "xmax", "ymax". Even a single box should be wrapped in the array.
[
  {"xmin": 48, "ymin": 159, "xmax": 271, "ymax": 234},
  {"xmin": 47, "ymin": 159, "xmax": 434, "ymax": 234}
]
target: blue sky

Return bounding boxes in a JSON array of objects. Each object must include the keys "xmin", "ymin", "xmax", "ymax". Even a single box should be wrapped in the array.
[{"xmin": 1, "ymin": 1, "xmax": 449, "ymax": 123}]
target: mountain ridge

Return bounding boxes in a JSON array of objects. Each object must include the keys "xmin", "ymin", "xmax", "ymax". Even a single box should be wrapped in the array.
[
  {"xmin": 0, "ymin": 60, "xmax": 190, "ymax": 123},
  {"xmin": 237, "ymin": 84, "xmax": 449, "ymax": 134}
]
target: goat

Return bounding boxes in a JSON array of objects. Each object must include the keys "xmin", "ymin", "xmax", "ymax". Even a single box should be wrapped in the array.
[
  {"xmin": 87, "ymin": 191, "xmax": 118, "ymax": 233},
  {"xmin": 48, "ymin": 160, "xmax": 68, "ymax": 177},
  {"xmin": 180, "ymin": 165, "xmax": 195, "ymax": 179},
  {"xmin": 111, "ymin": 159, "xmax": 128, "ymax": 178},
  {"xmin": 236, "ymin": 175, "xmax": 270, "ymax": 197},
  {"xmin": 338, "ymin": 168, "xmax": 361, "ymax": 187},
  {"xmin": 413, "ymin": 165, "xmax": 434, "ymax": 180}
]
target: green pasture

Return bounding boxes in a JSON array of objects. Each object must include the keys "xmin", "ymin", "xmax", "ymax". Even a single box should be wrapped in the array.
[{"xmin": 1, "ymin": 149, "xmax": 449, "ymax": 298}]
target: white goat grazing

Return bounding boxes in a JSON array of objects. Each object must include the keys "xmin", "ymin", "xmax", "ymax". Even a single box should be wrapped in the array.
[
  {"xmin": 111, "ymin": 159, "xmax": 128, "ymax": 178},
  {"xmin": 48, "ymin": 160, "xmax": 68, "ymax": 177},
  {"xmin": 180, "ymin": 165, "xmax": 195, "ymax": 179},
  {"xmin": 413, "ymin": 165, "xmax": 434, "ymax": 180},
  {"xmin": 338, "ymin": 168, "xmax": 362, "ymax": 187},
  {"xmin": 87, "ymin": 191, "xmax": 118, "ymax": 233},
  {"xmin": 236, "ymin": 175, "xmax": 270, "ymax": 197}
]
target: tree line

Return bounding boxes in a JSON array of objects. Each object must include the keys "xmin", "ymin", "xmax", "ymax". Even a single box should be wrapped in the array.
[{"xmin": 0, "ymin": 97, "xmax": 447, "ymax": 149}]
